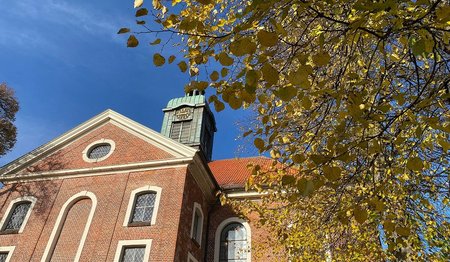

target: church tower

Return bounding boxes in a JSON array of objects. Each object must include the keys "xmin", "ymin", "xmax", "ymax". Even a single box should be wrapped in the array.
[{"xmin": 161, "ymin": 90, "xmax": 217, "ymax": 161}]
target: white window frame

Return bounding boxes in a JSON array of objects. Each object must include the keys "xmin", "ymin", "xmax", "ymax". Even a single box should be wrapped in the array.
[
  {"xmin": 214, "ymin": 217, "xmax": 252, "ymax": 262},
  {"xmin": 41, "ymin": 191, "xmax": 97, "ymax": 262},
  {"xmin": 0, "ymin": 246, "xmax": 15, "ymax": 262},
  {"xmin": 123, "ymin": 186, "xmax": 162, "ymax": 226},
  {"xmin": 82, "ymin": 139, "xmax": 116, "ymax": 163},
  {"xmin": 0, "ymin": 196, "xmax": 36, "ymax": 233},
  {"xmin": 187, "ymin": 252, "xmax": 199, "ymax": 262},
  {"xmin": 190, "ymin": 202, "xmax": 204, "ymax": 245},
  {"xmin": 113, "ymin": 239, "xmax": 152, "ymax": 262}
]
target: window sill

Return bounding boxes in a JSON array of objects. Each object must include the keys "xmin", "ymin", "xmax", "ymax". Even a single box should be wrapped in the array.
[
  {"xmin": 0, "ymin": 229, "xmax": 19, "ymax": 235},
  {"xmin": 127, "ymin": 221, "xmax": 151, "ymax": 227},
  {"xmin": 191, "ymin": 238, "xmax": 201, "ymax": 248}
]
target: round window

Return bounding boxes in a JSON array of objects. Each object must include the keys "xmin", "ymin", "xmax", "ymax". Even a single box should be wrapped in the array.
[{"xmin": 87, "ymin": 144, "xmax": 111, "ymax": 160}]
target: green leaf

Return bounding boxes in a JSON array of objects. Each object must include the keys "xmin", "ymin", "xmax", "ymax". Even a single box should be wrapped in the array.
[
  {"xmin": 117, "ymin": 28, "xmax": 130, "ymax": 34},
  {"xmin": 153, "ymin": 53, "xmax": 165, "ymax": 66},
  {"xmin": 230, "ymin": 37, "xmax": 256, "ymax": 56},
  {"xmin": 127, "ymin": 35, "xmax": 139, "ymax": 47}
]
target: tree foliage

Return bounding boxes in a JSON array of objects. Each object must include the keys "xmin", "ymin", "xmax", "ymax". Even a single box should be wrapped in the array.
[
  {"xmin": 0, "ymin": 83, "xmax": 19, "ymax": 157},
  {"xmin": 122, "ymin": 0, "xmax": 449, "ymax": 260}
]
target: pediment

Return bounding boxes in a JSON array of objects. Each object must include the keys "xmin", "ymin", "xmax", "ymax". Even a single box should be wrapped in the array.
[{"xmin": 0, "ymin": 110, "xmax": 197, "ymax": 178}]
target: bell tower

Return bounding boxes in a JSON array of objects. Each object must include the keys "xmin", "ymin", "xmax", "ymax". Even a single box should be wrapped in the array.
[{"xmin": 161, "ymin": 90, "xmax": 217, "ymax": 161}]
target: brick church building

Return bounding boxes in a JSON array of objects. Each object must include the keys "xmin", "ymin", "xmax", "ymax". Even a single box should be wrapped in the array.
[{"xmin": 0, "ymin": 92, "xmax": 276, "ymax": 262}]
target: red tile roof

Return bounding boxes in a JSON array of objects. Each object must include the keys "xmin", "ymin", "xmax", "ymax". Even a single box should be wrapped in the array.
[{"xmin": 208, "ymin": 156, "xmax": 272, "ymax": 189}]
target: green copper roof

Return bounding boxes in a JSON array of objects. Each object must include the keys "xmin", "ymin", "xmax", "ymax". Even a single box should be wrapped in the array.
[{"xmin": 165, "ymin": 95, "xmax": 206, "ymax": 109}]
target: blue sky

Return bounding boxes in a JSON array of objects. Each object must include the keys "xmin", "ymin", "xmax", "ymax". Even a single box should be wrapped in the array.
[{"xmin": 0, "ymin": 0, "xmax": 255, "ymax": 166}]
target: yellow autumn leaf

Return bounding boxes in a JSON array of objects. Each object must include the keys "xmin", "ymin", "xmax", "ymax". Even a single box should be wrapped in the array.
[
  {"xmin": 312, "ymin": 51, "xmax": 331, "ymax": 66},
  {"xmin": 221, "ymin": 68, "xmax": 229, "ymax": 77},
  {"xmin": 177, "ymin": 61, "xmax": 188, "ymax": 72},
  {"xmin": 276, "ymin": 85, "xmax": 297, "ymax": 101},
  {"xmin": 150, "ymin": 38, "xmax": 161, "ymax": 45},
  {"xmin": 210, "ymin": 71, "xmax": 219, "ymax": 81},
  {"xmin": 406, "ymin": 157, "xmax": 424, "ymax": 171},
  {"xmin": 135, "ymin": 8, "xmax": 148, "ymax": 17},
  {"xmin": 153, "ymin": 53, "xmax": 165, "ymax": 66},
  {"xmin": 117, "ymin": 28, "xmax": 130, "ymax": 34},
  {"xmin": 134, "ymin": 0, "xmax": 144, "ymax": 8},
  {"xmin": 261, "ymin": 63, "xmax": 279, "ymax": 85},
  {"xmin": 214, "ymin": 100, "xmax": 225, "ymax": 112},
  {"xmin": 127, "ymin": 35, "xmax": 139, "ymax": 47},
  {"xmin": 218, "ymin": 53, "xmax": 234, "ymax": 66},
  {"xmin": 354, "ymin": 206, "xmax": 368, "ymax": 224},
  {"xmin": 229, "ymin": 37, "xmax": 257, "ymax": 56},
  {"xmin": 257, "ymin": 30, "xmax": 278, "ymax": 47},
  {"xmin": 254, "ymin": 138, "xmax": 265, "ymax": 151},
  {"xmin": 168, "ymin": 55, "xmax": 175, "ymax": 64},
  {"xmin": 246, "ymin": 70, "xmax": 258, "ymax": 86},
  {"xmin": 323, "ymin": 165, "xmax": 341, "ymax": 181}
]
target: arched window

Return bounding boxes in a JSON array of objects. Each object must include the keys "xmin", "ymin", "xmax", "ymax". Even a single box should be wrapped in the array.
[
  {"xmin": 215, "ymin": 218, "xmax": 251, "ymax": 262},
  {"xmin": 123, "ymin": 186, "xmax": 162, "ymax": 226},
  {"xmin": 131, "ymin": 192, "xmax": 156, "ymax": 224},
  {"xmin": 190, "ymin": 202, "xmax": 204, "ymax": 245},
  {"xmin": 0, "ymin": 196, "xmax": 36, "ymax": 234},
  {"xmin": 41, "ymin": 191, "xmax": 97, "ymax": 262}
]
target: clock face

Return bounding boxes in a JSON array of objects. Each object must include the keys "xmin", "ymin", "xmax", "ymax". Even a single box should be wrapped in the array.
[{"xmin": 175, "ymin": 107, "xmax": 192, "ymax": 120}]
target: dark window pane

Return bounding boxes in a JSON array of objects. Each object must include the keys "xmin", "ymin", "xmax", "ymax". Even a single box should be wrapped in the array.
[
  {"xmin": 3, "ymin": 202, "xmax": 31, "ymax": 231},
  {"xmin": 0, "ymin": 253, "xmax": 8, "ymax": 262},
  {"xmin": 88, "ymin": 144, "xmax": 111, "ymax": 159},
  {"xmin": 120, "ymin": 247, "xmax": 145, "ymax": 262},
  {"xmin": 170, "ymin": 121, "xmax": 192, "ymax": 143},
  {"xmin": 193, "ymin": 210, "xmax": 200, "ymax": 242},
  {"xmin": 131, "ymin": 192, "xmax": 156, "ymax": 223},
  {"xmin": 219, "ymin": 223, "xmax": 248, "ymax": 261}
]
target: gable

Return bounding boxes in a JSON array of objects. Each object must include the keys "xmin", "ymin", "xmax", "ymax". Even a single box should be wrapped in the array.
[{"xmin": 0, "ymin": 110, "xmax": 198, "ymax": 178}]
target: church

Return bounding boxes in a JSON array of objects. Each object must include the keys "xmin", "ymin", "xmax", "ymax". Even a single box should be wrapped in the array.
[{"xmin": 0, "ymin": 91, "xmax": 277, "ymax": 261}]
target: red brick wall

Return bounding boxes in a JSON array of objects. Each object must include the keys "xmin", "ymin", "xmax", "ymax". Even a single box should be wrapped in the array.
[
  {"xmin": 173, "ymin": 168, "xmax": 210, "ymax": 262},
  {"xmin": 0, "ymin": 165, "xmax": 190, "ymax": 262},
  {"xmin": 24, "ymin": 123, "xmax": 175, "ymax": 174},
  {"xmin": 50, "ymin": 198, "xmax": 92, "ymax": 260}
]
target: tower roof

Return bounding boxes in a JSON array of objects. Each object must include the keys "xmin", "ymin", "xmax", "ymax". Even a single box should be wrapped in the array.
[{"xmin": 165, "ymin": 94, "xmax": 206, "ymax": 110}]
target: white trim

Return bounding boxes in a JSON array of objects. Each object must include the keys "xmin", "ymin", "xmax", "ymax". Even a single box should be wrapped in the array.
[
  {"xmin": 214, "ymin": 217, "xmax": 251, "ymax": 262},
  {"xmin": 0, "ymin": 196, "xmax": 36, "ymax": 233},
  {"xmin": 82, "ymin": 139, "xmax": 116, "ymax": 163},
  {"xmin": 41, "ymin": 191, "xmax": 97, "ymax": 262},
  {"xmin": 123, "ymin": 186, "xmax": 162, "ymax": 226},
  {"xmin": 190, "ymin": 202, "xmax": 204, "ymax": 245},
  {"xmin": 0, "ymin": 109, "xmax": 197, "ymax": 176},
  {"xmin": 113, "ymin": 239, "xmax": 152, "ymax": 262},
  {"xmin": 226, "ymin": 191, "xmax": 267, "ymax": 199},
  {"xmin": 0, "ymin": 158, "xmax": 192, "ymax": 183},
  {"xmin": 187, "ymin": 252, "xmax": 199, "ymax": 262},
  {"xmin": 0, "ymin": 246, "xmax": 15, "ymax": 262}
]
